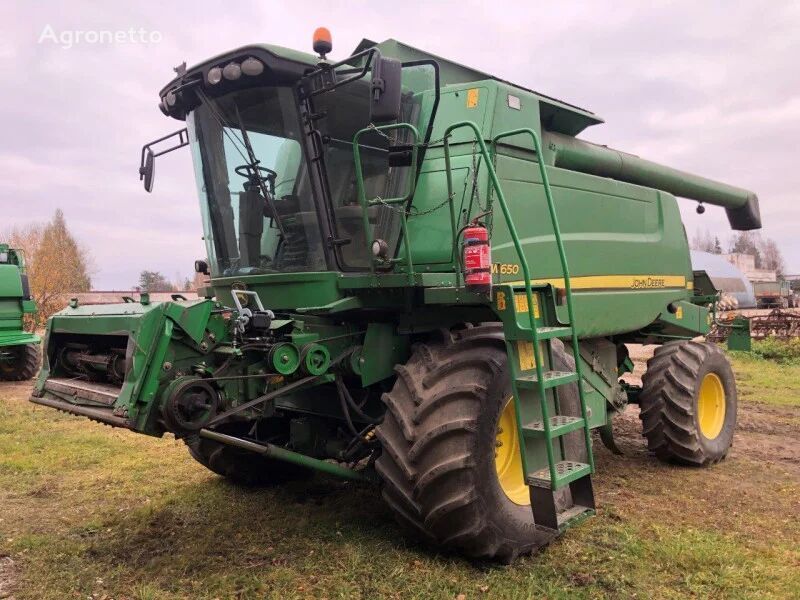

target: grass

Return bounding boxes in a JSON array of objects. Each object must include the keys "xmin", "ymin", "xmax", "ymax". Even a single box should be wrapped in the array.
[
  {"xmin": 729, "ymin": 339, "xmax": 800, "ymax": 408},
  {"xmin": 1, "ymin": 349, "xmax": 799, "ymax": 599}
]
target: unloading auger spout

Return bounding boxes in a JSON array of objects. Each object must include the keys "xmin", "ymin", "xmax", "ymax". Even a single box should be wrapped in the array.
[{"xmin": 544, "ymin": 131, "xmax": 761, "ymax": 230}]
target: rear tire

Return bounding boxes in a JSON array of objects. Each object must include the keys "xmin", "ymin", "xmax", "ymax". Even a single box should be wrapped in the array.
[
  {"xmin": 185, "ymin": 430, "xmax": 312, "ymax": 486},
  {"xmin": 375, "ymin": 324, "xmax": 579, "ymax": 562},
  {"xmin": 0, "ymin": 344, "xmax": 40, "ymax": 381},
  {"xmin": 639, "ymin": 341, "xmax": 737, "ymax": 465}
]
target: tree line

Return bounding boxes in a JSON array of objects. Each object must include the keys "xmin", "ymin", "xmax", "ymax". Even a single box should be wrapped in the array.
[{"xmin": 691, "ymin": 228, "xmax": 786, "ymax": 276}]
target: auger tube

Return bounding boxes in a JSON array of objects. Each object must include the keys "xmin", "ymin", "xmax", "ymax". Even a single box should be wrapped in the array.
[{"xmin": 544, "ymin": 131, "xmax": 761, "ymax": 230}]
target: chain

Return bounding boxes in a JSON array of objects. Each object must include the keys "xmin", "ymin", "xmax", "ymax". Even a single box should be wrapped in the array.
[
  {"xmin": 409, "ymin": 192, "xmax": 456, "ymax": 217},
  {"xmin": 371, "ymin": 192, "xmax": 456, "ymax": 217},
  {"xmin": 366, "ymin": 123, "xmax": 453, "ymax": 149},
  {"xmin": 365, "ymin": 122, "xmax": 396, "ymax": 144}
]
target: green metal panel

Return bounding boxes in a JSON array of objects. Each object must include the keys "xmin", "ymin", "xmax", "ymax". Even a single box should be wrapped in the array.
[
  {"xmin": 402, "ymin": 166, "xmax": 470, "ymax": 264},
  {"xmin": 727, "ymin": 317, "xmax": 752, "ymax": 351},
  {"xmin": 427, "ymin": 84, "xmax": 492, "ymax": 145},
  {"xmin": 163, "ymin": 299, "xmax": 214, "ymax": 345},
  {"xmin": 0, "ymin": 330, "xmax": 39, "ymax": 347},
  {"xmin": 488, "ymin": 82, "xmax": 542, "ymax": 142},
  {"xmin": 0, "ymin": 265, "xmax": 23, "ymax": 297},
  {"xmin": 360, "ymin": 322, "xmax": 409, "ymax": 387},
  {"xmin": 212, "ymin": 272, "xmax": 342, "ymax": 311}
]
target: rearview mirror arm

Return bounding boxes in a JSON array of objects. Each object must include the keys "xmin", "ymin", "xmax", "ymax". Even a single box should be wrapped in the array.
[{"xmin": 138, "ymin": 127, "xmax": 190, "ymax": 184}]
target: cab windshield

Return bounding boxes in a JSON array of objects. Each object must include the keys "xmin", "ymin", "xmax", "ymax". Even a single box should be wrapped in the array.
[{"xmin": 187, "ymin": 85, "xmax": 325, "ymax": 276}]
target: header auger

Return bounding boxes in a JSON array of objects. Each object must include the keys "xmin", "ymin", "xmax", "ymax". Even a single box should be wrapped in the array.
[{"xmin": 31, "ymin": 31, "xmax": 753, "ymax": 561}]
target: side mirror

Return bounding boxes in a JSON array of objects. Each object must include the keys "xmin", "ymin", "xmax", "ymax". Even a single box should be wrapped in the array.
[
  {"xmin": 139, "ymin": 148, "xmax": 155, "ymax": 193},
  {"xmin": 138, "ymin": 128, "xmax": 189, "ymax": 194},
  {"xmin": 370, "ymin": 56, "xmax": 402, "ymax": 123}
]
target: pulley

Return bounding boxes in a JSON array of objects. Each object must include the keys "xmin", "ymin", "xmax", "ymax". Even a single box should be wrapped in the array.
[
  {"xmin": 300, "ymin": 343, "xmax": 330, "ymax": 376},
  {"xmin": 161, "ymin": 376, "xmax": 218, "ymax": 433},
  {"xmin": 268, "ymin": 342, "xmax": 300, "ymax": 375}
]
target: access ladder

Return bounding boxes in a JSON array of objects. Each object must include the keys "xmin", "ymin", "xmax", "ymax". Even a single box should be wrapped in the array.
[{"xmin": 442, "ymin": 123, "xmax": 596, "ymax": 532}]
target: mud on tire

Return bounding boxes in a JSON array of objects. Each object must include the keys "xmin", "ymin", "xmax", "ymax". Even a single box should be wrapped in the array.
[
  {"xmin": 639, "ymin": 341, "xmax": 737, "ymax": 466},
  {"xmin": 0, "ymin": 344, "xmax": 40, "ymax": 382},
  {"xmin": 375, "ymin": 324, "xmax": 574, "ymax": 562}
]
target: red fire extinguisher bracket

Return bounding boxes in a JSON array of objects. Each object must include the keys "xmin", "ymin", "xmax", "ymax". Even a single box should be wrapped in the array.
[{"xmin": 463, "ymin": 223, "xmax": 492, "ymax": 294}]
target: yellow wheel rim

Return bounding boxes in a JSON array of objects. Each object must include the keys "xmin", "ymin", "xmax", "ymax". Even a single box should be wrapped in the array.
[
  {"xmin": 494, "ymin": 397, "xmax": 530, "ymax": 506},
  {"xmin": 697, "ymin": 372, "xmax": 726, "ymax": 439}
]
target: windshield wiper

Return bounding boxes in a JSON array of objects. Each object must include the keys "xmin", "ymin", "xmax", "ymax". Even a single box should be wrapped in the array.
[{"xmin": 233, "ymin": 105, "xmax": 288, "ymax": 239}]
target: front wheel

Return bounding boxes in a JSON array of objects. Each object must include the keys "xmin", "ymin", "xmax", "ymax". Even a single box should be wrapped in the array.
[
  {"xmin": 639, "ymin": 341, "xmax": 737, "ymax": 465},
  {"xmin": 0, "ymin": 344, "xmax": 40, "ymax": 381},
  {"xmin": 375, "ymin": 325, "xmax": 582, "ymax": 562}
]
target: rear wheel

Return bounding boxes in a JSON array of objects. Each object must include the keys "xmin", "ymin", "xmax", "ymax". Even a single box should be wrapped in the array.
[
  {"xmin": 0, "ymin": 344, "xmax": 40, "ymax": 381},
  {"xmin": 639, "ymin": 341, "xmax": 737, "ymax": 465},
  {"xmin": 375, "ymin": 324, "xmax": 582, "ymax": 562}
]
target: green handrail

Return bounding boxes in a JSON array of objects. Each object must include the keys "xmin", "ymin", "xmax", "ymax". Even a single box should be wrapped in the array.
[
  {"xmin": 352, "ymin": 123, "xmax": 419, "ymax": 285},
  {"xmin": 442, "ymin": 121, "xmax": 557, "ymax": 484},
  {"xmin": 492, "ymin": 127, "xmax": 594, "ymax": 475}
]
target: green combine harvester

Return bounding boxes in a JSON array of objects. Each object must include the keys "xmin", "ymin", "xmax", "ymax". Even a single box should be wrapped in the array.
[
  {"xmin": 0, "ymin": 244, "xmax": 40, "ymax": 380},
  {"xmin": 31, "ymin": 31, "xmax": 759, "ymax": 561}
]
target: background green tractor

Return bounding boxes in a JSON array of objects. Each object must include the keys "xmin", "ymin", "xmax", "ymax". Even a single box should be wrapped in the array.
[
  {"xmin": 31, "ymin": 33, "xmax": 752, "ymax": 562},
  {"xmin": 0, "ymin": 244, "xmax": 40, "ymax": 381}
]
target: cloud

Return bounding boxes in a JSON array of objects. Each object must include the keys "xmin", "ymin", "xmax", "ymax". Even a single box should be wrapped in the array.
[{"xmin": 1, "ymin": 0, "xmax": 798, "ymax": 287}]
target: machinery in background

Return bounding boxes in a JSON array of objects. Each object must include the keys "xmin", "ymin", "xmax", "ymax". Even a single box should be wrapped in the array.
[
  {"xmin": 0, "ymin": 244, "xmax": 40, "ymax": 381},
  {"xmin": 754, "ymin": 280, "xmax": 796, "ymax": 309}
]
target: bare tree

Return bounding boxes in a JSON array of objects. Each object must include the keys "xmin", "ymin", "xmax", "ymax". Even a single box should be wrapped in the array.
[
  {"xmin": 691, "ymin": 228, "xmax": 716, "ymax": 253},
  {"xmin": 760, "ymin": 238, "xmax": 786, "ymax": 277}
]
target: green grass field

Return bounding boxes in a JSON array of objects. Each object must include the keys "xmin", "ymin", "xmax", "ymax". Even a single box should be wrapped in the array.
[{"xmin": 1, "ymin": 348, "xmax": 799, "ymax": 599}]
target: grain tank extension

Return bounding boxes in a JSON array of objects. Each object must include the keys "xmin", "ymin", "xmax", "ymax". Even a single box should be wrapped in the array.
[{"xmin": 31, "ymin": 33, "xmax": 755, "ymax": 562}]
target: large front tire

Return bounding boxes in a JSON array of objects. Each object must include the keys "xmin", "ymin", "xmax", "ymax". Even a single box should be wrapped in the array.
[
  {"xmin": 639, "ymin": 341, "xmax": 737, "ymax": 465},
  {"xmin": 0, "ymin": 344, "xmax": 40, "ymax": 381},
  {"xmin": 375, "ymin": 324, "xmax": 579, "ymax": 562}
]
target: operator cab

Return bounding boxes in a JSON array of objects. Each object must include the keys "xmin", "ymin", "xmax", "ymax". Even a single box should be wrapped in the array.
[{"xmin": 141, "ymin": 31, "xmax": 440, "ymax": 278}]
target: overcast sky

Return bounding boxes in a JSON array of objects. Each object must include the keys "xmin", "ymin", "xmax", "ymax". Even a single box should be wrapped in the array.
[{"xmin": 1, "ymin": 1, "xmax": 798, "ymax": 288}]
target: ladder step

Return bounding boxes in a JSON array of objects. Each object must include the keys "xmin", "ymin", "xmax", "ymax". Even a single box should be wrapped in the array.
[
  {"xmin": 534, "ymin": 326, "xmax": 573, "ymax": 340},
  {"xmin": 555, "ymin": 504, "xmax": 596, "ymax": 531},
  {"xmin": 527, "ymin": 461, "xmax": 591, "ymax": 489},
  {"xmin": 523, "ymin": 415, "xmax": 586, "ymax": 438},
  {"xmin": 516, "ymin": 370, "xmax": 578, "ymax": 389}
]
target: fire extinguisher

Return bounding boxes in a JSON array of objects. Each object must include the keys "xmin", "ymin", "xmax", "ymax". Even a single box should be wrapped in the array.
[{"xmin": 463, "ymin": 221, "xmax": 492, "ymax": 296}]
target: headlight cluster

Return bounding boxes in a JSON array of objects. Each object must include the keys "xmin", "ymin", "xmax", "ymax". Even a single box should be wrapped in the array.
[{"xmin": 207, "ymin": 56, "xmax": 264, "ymax": 85}]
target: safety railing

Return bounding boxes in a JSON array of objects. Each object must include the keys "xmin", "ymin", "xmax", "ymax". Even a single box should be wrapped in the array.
[{"xmin": 491, "ymin": 127, "xmax": 594, "ymax": 476}]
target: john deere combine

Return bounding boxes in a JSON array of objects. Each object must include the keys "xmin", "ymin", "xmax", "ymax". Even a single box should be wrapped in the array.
[
  {"xmin": 0, "ymin": 244, "xmax": 40, "ymax": 380},
  {"xmin": 31, "ymin": 32, "xmax": 758, "ymax": 561}
]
